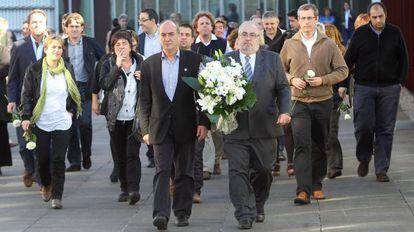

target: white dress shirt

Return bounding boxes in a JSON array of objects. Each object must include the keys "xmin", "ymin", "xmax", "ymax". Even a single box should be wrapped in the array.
[
  {"xmin": 30, "ymin": 35, "xmax": 44, "ymax": 61},
  {"xmin": 117, "ymin": 59, "xmax": 138, "ymax": 120},
  {"xmin": 144, "ymin": 30, "xmax": 162, "ymax": 58},
  {"xmin": 300, "ymin": 30, "xmax": 318, "ymax": 57},
  {"xmin": 36, "ymin": 72, "xmax": 72, "ymax": 132}
]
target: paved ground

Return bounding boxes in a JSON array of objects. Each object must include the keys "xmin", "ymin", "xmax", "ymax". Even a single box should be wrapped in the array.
[{"xmin": 1, "ymin": 109, "xmax": 414, "ymax": 232}]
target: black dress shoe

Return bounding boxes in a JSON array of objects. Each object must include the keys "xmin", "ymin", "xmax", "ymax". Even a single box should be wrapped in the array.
[
  {"xmin": 118, "ymin": 192, "xmax": 129, "ymax": 202},
  {"xmin": 109, "ymin": 174, "xmax": 118, "ymax": 183},
  {"xmin": 238, "ymin": 219, "xmax": 252, "ymax": 230},
  {"xmin": 327, "ymin": 170, "xmax": 342, "ymax": 179},
  {"xmin": 175, "ymin": 215, "xmax": 189, "ymax": 227},
  {"xmin": 279, "ymin": 153, "xmax": 286, "ymax": 161},
  {"xmin": 147, "ymin": 160, "xmax": 155, "ymax": 168},
  {"xmin": 82, "ymin": 156, "xmax": 92, "ymax": 169},
  {"xmin": 66, "ymin": 165, "xmax": 81, "ymax": 172},
  {"xmin": 129, "ymin": 192, "xmax": 140, "ymax": 205},
  {"xmin": 153, "ymin": 215, "xmax": 168, "ymax": 230},
  {"xmin": 256, "ymin": 214, "xmax": 265, "ymax": 223},
  {"xmin": 357, "ymin": 161, "xmax": 370, "ymax": 177},
  {"xmin": 376, "ymin": 173, "xmax": 390, "ymax": 182}
]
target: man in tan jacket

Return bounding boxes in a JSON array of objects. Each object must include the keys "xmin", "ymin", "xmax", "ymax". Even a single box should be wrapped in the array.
[{"xmin": 280, "ymin": 3, "xmax": 348, "ymax": 205}]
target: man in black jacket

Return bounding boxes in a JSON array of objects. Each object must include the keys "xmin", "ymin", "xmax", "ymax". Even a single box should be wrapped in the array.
[
  {"xmin": 139, "ymin": 20, "xmax": 209, "ymax": 230},
  {"xmin": 344, "ymin": 2, "xmax": 408, "ymax": 182},
  {"xmin": 63, "ymin": 13, "xmax": 104, "ymax": 172}
]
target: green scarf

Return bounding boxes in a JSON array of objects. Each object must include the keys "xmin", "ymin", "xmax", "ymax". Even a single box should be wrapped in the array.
[{"xmin": 30, "ymin": 58, "xmax": 82, "ymax": 124}]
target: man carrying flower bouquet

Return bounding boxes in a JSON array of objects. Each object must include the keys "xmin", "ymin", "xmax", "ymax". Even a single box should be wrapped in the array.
[
  {"xmin": 280, "ymin": 3, "xmax": 348, "ymax": 205},
  {"xmin": 224, "ymin": 21, "xmax": 291, "ymax": 229}
]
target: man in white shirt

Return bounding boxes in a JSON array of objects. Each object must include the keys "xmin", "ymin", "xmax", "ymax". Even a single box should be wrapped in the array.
[{"xmin": 138, "ymin": 9, "xmax": 162, "ymax": 58}]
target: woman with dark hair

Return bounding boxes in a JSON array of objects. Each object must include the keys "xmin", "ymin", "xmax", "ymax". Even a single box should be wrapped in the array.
[
  {"xmin": 20, "ymin": 35, "xmax": 82, "ymax": 209},
  {"xmin": 99, "ymin": 30, "xmax": 144, "ymax": 205}
]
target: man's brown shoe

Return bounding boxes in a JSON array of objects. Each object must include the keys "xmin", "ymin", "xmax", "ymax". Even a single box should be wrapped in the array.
[
  {"xmin": 203, "ymin": 171, "xmax": 211, "ymax": 180},
  {"xmin": 213, "ymin": 163, "xmax": 221, "ymax": 175},
  {"xmin": 357, "ymin": 161, "xmax": 370, "ymax": 177},
  {"xmin": 272, "ymin": 164, "xmax": 280, "ymax": 177},
  {"xmin": 376, "ymin": 173, "xmax": 390, "ymax": 182},
  {"xmin": 327, "ymin": 169, "xmax": 342, "ymax": 179},
  {"xmin": 22, "ymin": 171, "xmax": 33, "ymax": 187},
  {"xmin": 294, "ymin": 192, "xmax": 310, "ymax": 205},
  {"xmin": 312, "ymin": 190, "xmax": 326, "ymax": 200},
  {"xmin": 40, "ymin": 186, "xmax": 52, "ymax": 202},
  {"xmin": 193, "ymin": 193, "xmax": 201, "ymax": 204}
]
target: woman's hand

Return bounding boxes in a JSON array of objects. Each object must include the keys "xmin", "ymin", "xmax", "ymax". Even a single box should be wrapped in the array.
[
  {"xmin": 134, "ymin": 70, "xmax": 141, "ymax": 80},
  {"xmin": 21, "ymin": 120, "xmax": 30, "ymax": 131},
  {"xmin": 116, "ymin": 50, "xmax": 126, "ymax": 68}
]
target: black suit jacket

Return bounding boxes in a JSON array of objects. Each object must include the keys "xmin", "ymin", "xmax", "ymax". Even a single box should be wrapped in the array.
[
  {"xmin": 224, "ymin": 50, "xmax": 291, "ymax": 140},
  {"xmin": 139, "ymin": 50, "xmax": 210, "ymax": 145},
  {"xmin": 63, "ymin": 36, "xmax": 104, "ymax": 98},
  {"xmin": 138, "ymin": 33, "xmax": 146, "ymax": 56},
  {"xmin": 7, "ymin": 36, "xmax": 39, "ymax": 105}
]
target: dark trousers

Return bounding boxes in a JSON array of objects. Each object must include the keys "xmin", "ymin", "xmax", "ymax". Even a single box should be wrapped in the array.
[
  {"xmin": 353, "ymin": 84, "xmax": 401, "ymax": 174},
  {"xmin": 0, "ymin": 122, "xmax": 12, "ymax": 167},
  {"xmin": 67, "ymin": 82, "xmax": 92, "ymax": 165},
  {"xmin": 109, "ymin": 120, "xmax": 141, "ymax": 193},
  {"xmin": 194, "ymin": 139, "xmax": 204, "ymax": 194},
  {"xmin": 224, "ymin": 138, "xmax": 276, "ymax": 221},
  {"xmin": 327, "ymin": 99, "xmax": 343, "ymax": 171},
  {"xmin": 146, "ymin": 144, "xmax": 154, "ymax": 162},
  {"xmin": 34, "ymin": 127, "xmax": 70, "ymax": 199},
  {"xmin": 16, "ymin": 126, "xmax": 36, "ymax": 174},
  {"xmin": 283, "ymin": 123, "xmax": 294, "ymax": 164},
  {"xmin": 291, "ymin": 99, "xmax": 332, "ymax": 195},
  {"xmin": 152, "ymin": 133, "xmax": 195, "ymax": 220}
]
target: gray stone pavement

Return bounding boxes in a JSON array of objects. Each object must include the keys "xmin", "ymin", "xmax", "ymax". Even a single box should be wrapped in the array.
[{"xmin": 1, "ymin": 110, "xmax": 414, "ymax": 232}]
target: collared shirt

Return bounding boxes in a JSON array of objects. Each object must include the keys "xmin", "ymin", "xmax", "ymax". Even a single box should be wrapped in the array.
[
  {"xmin": 300, "ymin": 30, "xmax": 318, "ymax": 57},
  {"xmin": 195, "ymin": 34, "xmax": 232, "ymax": 53},
  {"xmin": 117, "ymin": 59, "xmax": 138, "ymax": 120},
  {"xmin": 36, "ymin": 72, "xmax": 72, "ymax": 132},
  {"xmin": 30, "ymin": 35, "xmax": 44, "ymax": 61},
  {"xmin": 144, "ymin": 30, "xmax": 162, "ymax": 58},
  {"xmin": 369, "ymin": 23, "xmax": 384, "ymax": 36},
  {"xmin": 68, "ymin": 37, "xmax": 89, "ymax": 82},
  {"xmin": 344, "ymin": 10, "xmax": 351, "ymax": 29},
  {"xmin": 161, "ymin": 50, "xmax": 180, "ymax": 101},
  {"xmin": 239, "ymin": 51, "xmax": 256, "ymax": 75}
]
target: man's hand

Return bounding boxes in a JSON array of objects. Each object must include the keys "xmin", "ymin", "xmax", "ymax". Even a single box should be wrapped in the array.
[
  {"xmin": 21, "ymin": 120, "xmax": 30, "ymax": 131},
  {"xmin": 92, "ymin": 100, "xmax": 100, "ymax": 115},
  {"xmin": 7, "ymin": 102, "xmax": 15, "ymax": 113},
  {"xmin": 277, "ymin": 113, "xmax": 291, "ymax": 126},
  {"xmin": 291, "ymin": 77, "xmax": 306, "ymax": 90},
  {"xmin": 306, "ymin": 77, "xmax": 323, "ymax": 86},
  {"xmin": 338, "ymin": 87, "xmax": 347, "ymax": 99},
  {"xmin": 196, "ymin": 126, "xmax": 207, "ymax": 141},
  {"xmin": 143, "ymin": 134, "xmax": 150, "ymax": 145}
]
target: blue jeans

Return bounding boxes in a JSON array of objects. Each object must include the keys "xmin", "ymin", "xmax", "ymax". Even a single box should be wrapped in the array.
[
  {"xmin": 16, "ymin": 126, "xmax": 35, "ymax": 173},
  {"xmin": 67, "ymin": 82, "xmax": 92, "ymax": 165},
  {"xmin": 353, "ymin": 84, "xmax": 401, "ymax": 174}
]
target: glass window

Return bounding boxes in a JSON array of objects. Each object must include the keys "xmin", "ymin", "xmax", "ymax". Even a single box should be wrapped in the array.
[
  {"xmin": 191, "ymin": 0, "xmax": 201, "ymax": 19},
  {"xmin": 208, "ymin": 0, "xmax": 221, "ymax": 18},
  {"xmin": 179, "ymin": 0, "xmax": 192, "ymax": 24},
  {"xmin": 224, "ymin": 0, "xmax": 241, "ymax": 23},
  {"xmin": 142, "ymin": 0, "xmax": 156, "ymax": 10},
  {"xmin": 159, "ymin": 0, "xmax": 175, "ymax": 21}
]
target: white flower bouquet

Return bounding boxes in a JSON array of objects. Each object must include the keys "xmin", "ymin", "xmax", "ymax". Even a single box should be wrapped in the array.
[
  {"xmin": 12, "ymin": 111, "xmax": 37, "ymax": 150},
  {"xmin": 337, "ymin": 100, "xmax": 352, "ymax": 120},
  {"xmin": 183, "ymin": 51, "xmax": 257, "ymax": 134}
]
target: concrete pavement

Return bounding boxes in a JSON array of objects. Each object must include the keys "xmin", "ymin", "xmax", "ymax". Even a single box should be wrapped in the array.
[{"xmin": 1, "ymin": 111, "xmax": 414, "ymax": 232}]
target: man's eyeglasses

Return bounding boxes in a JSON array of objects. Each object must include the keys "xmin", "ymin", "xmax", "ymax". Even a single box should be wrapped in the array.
[
  {"xmin": 239, "ymin": 32, "xmax": 259, "ymax": 38},
  {"xmin": 299, "ymin": 16, "xmax": 316, "ymax": 21},
  {"xmin": 138, "ymin": 18, "xmax": 150, "ymax": 23}
]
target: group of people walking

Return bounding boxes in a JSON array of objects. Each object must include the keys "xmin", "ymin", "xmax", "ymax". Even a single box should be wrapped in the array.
[{"xmin": 0, "ymin": 1, "xmax": 409, "ymax": 230}]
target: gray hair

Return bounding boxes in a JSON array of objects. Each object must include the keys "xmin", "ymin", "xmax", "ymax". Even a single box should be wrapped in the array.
[
  {"xmin": 262, "ymin": 11, "xmax": 278, "ymax": 20},
  {"xmin": 118, "ymin": 13, "xmax": 128, "ymax": 20},
  {"xmin": 238, "ymin": 21, "xmax": 265, "ymax": 45},
  {"xmin": 297, "ymin": 3, "xmax": 319, "ymax": 18}
]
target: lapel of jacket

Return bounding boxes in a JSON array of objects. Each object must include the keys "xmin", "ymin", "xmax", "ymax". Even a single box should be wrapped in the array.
[
  {"xmin": 63, "ymin": 38, "xmax": 69, "ymax": 61},
  {"xmin": 25, "ymin": 37, "xmax": 37, "ymax": 63},
  {"xmin": 172, "ymin": 50, "xmax": 186, "ymax": 102},
  {"xmin": 252, "ymin": 50, "xmax": 264, "ymax": 87},
  {"xmin": 139, "ymin": 34, "xmax": 145, "ymax": 55}
]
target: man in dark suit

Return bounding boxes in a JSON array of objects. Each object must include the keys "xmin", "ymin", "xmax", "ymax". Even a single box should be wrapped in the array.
[
  {"xmin": 224, "ymin": 21, "xmax": 291, "ymax": 229},
  {"xmin": 139, "ymin": 20, "xmax": 209, "ymax": 230},
  {"xmin": 62, "ymin": 13, "xmax": 104, "ymax": 172},
  {"xmin": 7, "ymin": 9, "xmax": 47, "ymax": 187}
]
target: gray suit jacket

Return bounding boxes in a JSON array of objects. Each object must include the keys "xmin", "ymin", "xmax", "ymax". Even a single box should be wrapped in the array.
[{"xmin": 224, "ymin": 49, "xmax": 291, "ymax": 140}]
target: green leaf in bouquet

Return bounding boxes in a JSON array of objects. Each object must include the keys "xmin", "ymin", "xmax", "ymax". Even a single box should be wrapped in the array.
[
  {"xmin": 182, "ymin": 76, "xmax": 201, "ymax": 91},
  {"xmin": 31, "ymin": 133, "xmax": 37, "ymax": 143},
  {"xmin": 207, "ymin": 114, "xmax": 219, "ymax": 124}
]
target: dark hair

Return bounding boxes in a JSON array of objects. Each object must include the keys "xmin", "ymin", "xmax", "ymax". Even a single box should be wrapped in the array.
[
  {"xmin": 179, "ymin": 23, "xmax": 194, "ymax": 37},
  {"xmin": 367, "ymin": 2, "xmax": 387, "ymax": 16},
  {"xmin": 229, "ymin": 3, "xmax": 237, "ymax": 12},
  {"xmin": 287, "ymin": 9, "xmax": 298, "ymax": 19},
  {"xmin": 111, "ymin": 30, "xmax": 133, "ymax": 53},
  {"xmin": 112, "ymin": 18, "xmax": 119, "ymax": 28},
  {"xmin": 141, "ymin": 9, "xmax": 159, "ymax": 24}
]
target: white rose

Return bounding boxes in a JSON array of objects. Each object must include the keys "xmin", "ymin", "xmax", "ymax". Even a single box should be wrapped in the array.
[
  {"xmin": 12, "ymin": 119, "xmax": 21, "ymax": 127},
  {"xmin": 344, "ymin": 114, "xmax": 352, "ymax": 120},
  {"xmin": 26, "ymin": 141, "xmax": 37, "ymax": 150},
  {"xmin": 307, "ymin": 70, "xmax": 316, "ymax": 77}
]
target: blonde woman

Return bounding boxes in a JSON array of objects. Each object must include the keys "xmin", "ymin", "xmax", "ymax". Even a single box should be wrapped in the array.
[{"xmin": 20, "ymin": 36, "xmax": 81, "ymax": 209}]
